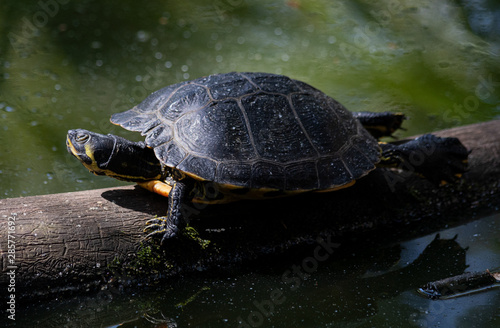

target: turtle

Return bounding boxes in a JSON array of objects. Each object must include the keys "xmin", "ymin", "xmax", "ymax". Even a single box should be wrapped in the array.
[{"xmin": 66, "ymin": 72, "xmax": 468, "ymax": 244}]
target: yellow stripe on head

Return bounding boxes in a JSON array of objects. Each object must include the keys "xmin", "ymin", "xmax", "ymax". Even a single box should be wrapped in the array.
[
  {"xmin": 66, "ymin": 129, "xmax": 164, "ymax": 183},
  {"xmin": 84, "ymin": 143, "xmax": 96, "ymax": 163}
]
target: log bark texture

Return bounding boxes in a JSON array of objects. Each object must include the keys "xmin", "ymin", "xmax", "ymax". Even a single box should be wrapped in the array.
[{"xmin": 1, "ymin": 120, "xmax": 500, "ymax": 300}]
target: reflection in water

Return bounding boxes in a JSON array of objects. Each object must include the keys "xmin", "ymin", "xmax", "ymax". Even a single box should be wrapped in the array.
[{"xmin": 321, "ymin": 234, "xmax": 468, "ymax": 321}]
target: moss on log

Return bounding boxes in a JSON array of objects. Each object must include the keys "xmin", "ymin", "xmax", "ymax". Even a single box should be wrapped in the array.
[{"xmin": 1, "ymin": 120, "xmax": 499, "ymax": 300}]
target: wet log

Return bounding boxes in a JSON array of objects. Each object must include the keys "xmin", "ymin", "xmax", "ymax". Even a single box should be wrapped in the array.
[{"xmin": 1, "ymin": 120, "xmax": 499, "ymax": 300}]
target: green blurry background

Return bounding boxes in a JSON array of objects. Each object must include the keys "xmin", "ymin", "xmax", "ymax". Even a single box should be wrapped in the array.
[{"xmin": 0, "ymin": 0, "xmax": 499, "ymax": 198}]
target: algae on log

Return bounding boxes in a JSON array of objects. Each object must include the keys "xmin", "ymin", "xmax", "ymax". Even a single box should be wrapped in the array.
[{"xmin": 1, "ymin": 120, "xmax": 499, "ymax": 299}]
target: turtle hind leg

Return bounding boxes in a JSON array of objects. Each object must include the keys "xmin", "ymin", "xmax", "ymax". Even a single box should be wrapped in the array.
[
  {"xmin": 379, "ymin": 134, "xmax": 469, "ymax": 184},
  {"xmin": 353, "ymin": 111, "xmax": 406, "ymax": 139},
  {"xmin": 145, "ymin": 180, "xmax": 193, "ymax": 244}
]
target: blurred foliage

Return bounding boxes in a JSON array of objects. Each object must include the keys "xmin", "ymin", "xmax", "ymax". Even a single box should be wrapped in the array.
[{"xmin": 0, "ymin": 0, "xmax": 499, "ymax": 197}]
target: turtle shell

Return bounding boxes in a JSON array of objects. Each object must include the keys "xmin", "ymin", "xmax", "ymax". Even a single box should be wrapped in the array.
[{"xmin": 111, "ymin": 72, "xmax": 380, "ymax": 191}]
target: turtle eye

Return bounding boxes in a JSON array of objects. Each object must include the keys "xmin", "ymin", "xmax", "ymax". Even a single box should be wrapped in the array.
[{"xmin": 75, "ymin": 133, "xmax": 90, "ymax": 144}]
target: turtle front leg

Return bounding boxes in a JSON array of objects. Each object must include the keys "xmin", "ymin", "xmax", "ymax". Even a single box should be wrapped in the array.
[{"xmin": 144, "ymin": 180, "xmax": 193, "ymax": 244}]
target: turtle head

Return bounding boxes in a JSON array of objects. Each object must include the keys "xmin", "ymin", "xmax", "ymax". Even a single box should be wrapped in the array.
[{"xmin": 66, "ymin": 129, "xmax": 163, "ymax": 182}]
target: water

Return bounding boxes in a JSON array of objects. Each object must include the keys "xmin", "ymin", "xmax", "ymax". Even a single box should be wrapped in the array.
[
  {"xmin": 1, "ymin": 0, "xmax": 499, "ymax": 327},
  {"xmin": 18, "ymin": 214, "xmax": 500, "ymax": 327}
]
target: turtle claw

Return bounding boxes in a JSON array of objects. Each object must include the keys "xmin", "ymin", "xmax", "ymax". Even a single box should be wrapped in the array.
[
  {"xmin": 143, "ymin": 223, "xmax": 164, "ymax": 233},
  {"xmin": 144, "ymin": 228, "xmax": 167, "ymax": 240},
  {"xmin": 145, "ymin": 217, "xmax": 166, "ymax": 226},
  {"xmin": 143, "ymin": 216, "xmax": 179, "ymax": 244}
]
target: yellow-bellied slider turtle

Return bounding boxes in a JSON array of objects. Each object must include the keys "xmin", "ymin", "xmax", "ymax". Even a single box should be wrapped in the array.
[{"xmin": 66, "ymin": 72, "xmax": 468, "ymax": 243}]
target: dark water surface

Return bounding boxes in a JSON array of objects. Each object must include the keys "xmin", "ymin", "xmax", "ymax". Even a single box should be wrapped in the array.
[
  {"xmin": 18, "ymin": 213, "xmax": 500, "ymax": 327},
  {"xmin": 1, "ymin": 0, "xmax": 499, "ymax": 327}
]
